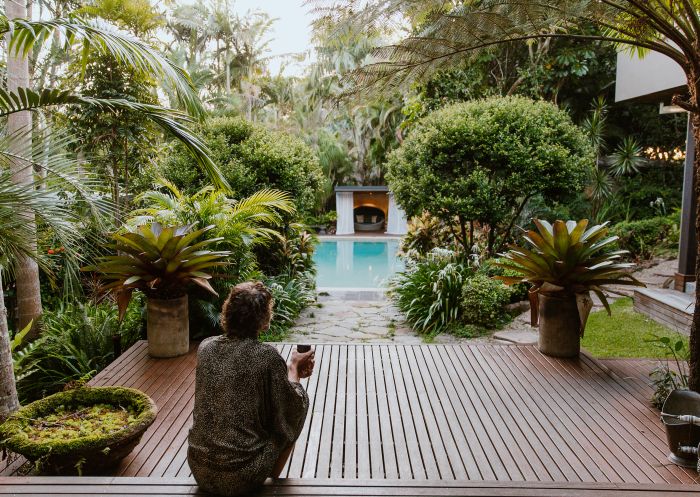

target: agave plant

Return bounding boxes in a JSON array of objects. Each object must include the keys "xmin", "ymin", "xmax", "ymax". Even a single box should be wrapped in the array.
[
  {"xmin": 495, "ymin": 219, "xmax": 645, "ymax": 320},
  {"xmin": 86, "ymin": 223, "xmax": 231, "ymax": 319}
]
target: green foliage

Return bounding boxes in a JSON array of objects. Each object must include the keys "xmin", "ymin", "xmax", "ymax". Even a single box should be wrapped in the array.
[
  {"xmin": 159, "ymin": 116, "xmax": 323, "ymax": 214},
  {"xmin": 13, "ymin": 298, "xmax": 143, "ymax": 402},
  {"xmin": 648, "ymin": 334, "xmax": 689, "ymax": 410},
  {"xmin": 496, "ymin": 219, "xmax": 644, "ymax": 314},
  {"xmin": 391, "ymin": 250, "xmax": 475, "ymax": 334},
  {"xmin": 401, "ymin": 212, "xmax": 456, "ymax": 255},
  {"xmin": 460, "ymin": 275, "xmax": 511, "ymax": 329},
  {"xmin": 86, "ymin": 223, "xmax": 231, "ymax": 315},
  {"xmin": 261, "ymin": 271, "xmax": 317, "ymax": 342},
  {"xmin": 65, "ymin": 51, "xmax": 160, "ymax": 212},
  {"xmin": 478, "ymin": 259, "xmax": 530, "ymax": 303},
  {"xmin": 387, "ymin": 96, "xmax": 593, "ymax": 254},
  {"xmin": 254, "ymin": 224, "xmax": 317, "ymax": 278},
  {"xmin": 609, "ymin": 215, "xmax": 679, "ymax": 260}
]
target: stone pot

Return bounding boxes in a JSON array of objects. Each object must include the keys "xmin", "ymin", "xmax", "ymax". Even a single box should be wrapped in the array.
[
  {"xmin": 147, "ymin": 295, "xmax": 189, "ymax": 358},
  {"xmin": 538, "ymin": 292, "xmax": 581, "ymax": 358},
  {"xmin": 0, "ymin": 386, "xmax": 157, "ymax": 475}
]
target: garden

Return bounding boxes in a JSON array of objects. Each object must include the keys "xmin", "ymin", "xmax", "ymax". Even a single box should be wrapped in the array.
[{"xmin": 1, "ymin": 0, "xmax": 700, "ymax": 481}]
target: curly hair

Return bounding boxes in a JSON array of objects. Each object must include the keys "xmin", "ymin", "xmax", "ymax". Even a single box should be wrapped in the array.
[{"xmin": 221, "ymin": 281, "xmax": 273, "ymax": 338}]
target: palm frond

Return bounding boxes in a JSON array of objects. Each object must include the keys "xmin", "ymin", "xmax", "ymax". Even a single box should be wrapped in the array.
[
  {"xmin": 309, "ymin": 0, "xmax": 690, "ymax": 95},
  {"xmin": 0, "ymin": 87, "xmax": 229, "ymax": 191},
  {"xmin": 2, "ymin": 16, "xmax": 204, "ymax": 117}
]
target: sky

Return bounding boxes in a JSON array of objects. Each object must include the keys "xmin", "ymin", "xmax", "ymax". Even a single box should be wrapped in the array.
[{"xmin": 230, "ymin": 0, "xmax": 316, "ymax": 76}]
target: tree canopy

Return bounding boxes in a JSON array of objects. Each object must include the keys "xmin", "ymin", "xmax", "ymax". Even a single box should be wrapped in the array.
[{"xmin": 387, "ymin": 96, "xmax": 593, "ymax": 253}]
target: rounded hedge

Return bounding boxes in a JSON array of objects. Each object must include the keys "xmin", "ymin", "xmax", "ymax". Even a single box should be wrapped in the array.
[
  {"xmin": 387, "ymin": 96, "xmax": 593, "ymax": 249},
  {"xmin": 0, "ymin": 386, "xmax": 156, "ymax": 471},
  {"xmin": 461, "ymin": 275, "xmax": 511, "ymax": 329},
  {"xmin": 160, "ymin": 116, "xmax": 324, "ymax": 214}
]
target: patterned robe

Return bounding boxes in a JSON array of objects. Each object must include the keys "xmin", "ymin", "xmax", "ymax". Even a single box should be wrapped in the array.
[{"xmin": 188, "ymin": 336, "xmax": 309, "ymax": 496}]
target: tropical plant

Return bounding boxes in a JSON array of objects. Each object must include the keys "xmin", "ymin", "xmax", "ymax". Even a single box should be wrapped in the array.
[
  {"xmin": 496, "ymin": 219, "xmax": 644, "ymax": 315},
  {"xmin": 130, "ymin": 180, "xmax": 295, "ymax": 248},
  {"xmin": 461, "ymin": 275, "xmax": 512, "ymax": 330},
  {"xmin": 649, "ymin": 335, "xmax": 690, "ymax": 409},
  {"xmin": 387, "ymin": 96, "xmax": 593, "ymax": 254},
  {"xmin": 401, "ymin": 212, "xmax": 456, "ymax": 256},
  {"xmin": 86, "ymin": 223, "xmax": 231, "ymax": 316},
  {"xmin": 0, "ymin": 136, "xmax": 112, "ymax": 418},
  {"xmin": 262, "ymin": 270, "xmax": 317, "ymax": 342},
  {"xmin": 392, "ymin": 249, "xmax": 475, "ymax": 334},
  {"xmin": 14, "ymin": 300, "xmax": 143, "ymax": 402},
  {"xmin": 495, "ymin": 219, "xmax": 645, "ymax": 356}
]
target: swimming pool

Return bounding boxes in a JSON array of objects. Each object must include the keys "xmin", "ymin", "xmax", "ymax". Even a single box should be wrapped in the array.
[{"xmin": 313, "ymin": 239, "xmax": 404, "ymax": 289}]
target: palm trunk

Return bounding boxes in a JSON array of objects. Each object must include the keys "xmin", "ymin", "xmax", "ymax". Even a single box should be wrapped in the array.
[
  {"xmin": 6, "ymin": 0, "xmax": 43, "ymax": 339},
  {"xmin": 0, "ymin": 270, "xmax": 20, "ymax": 420}
]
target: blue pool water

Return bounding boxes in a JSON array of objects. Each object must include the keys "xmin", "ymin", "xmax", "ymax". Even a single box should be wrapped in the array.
[{"xmin": 314, "ymin": 240, "xmax": 404, "ymax": 289}]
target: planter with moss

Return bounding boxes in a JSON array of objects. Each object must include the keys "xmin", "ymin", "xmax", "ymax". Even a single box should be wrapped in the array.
[{"xmin": 0, "ymin": 386, "xmax": 157, "ymax": 475}]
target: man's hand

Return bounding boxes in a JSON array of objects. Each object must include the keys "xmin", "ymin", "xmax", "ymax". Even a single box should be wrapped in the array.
[{"xmin": 288, "ymin": 348, "xmax": 315, "ymax": 382}]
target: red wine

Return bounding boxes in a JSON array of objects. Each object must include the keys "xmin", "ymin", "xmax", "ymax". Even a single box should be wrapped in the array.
[{"xmin": 297, "ymin": 344, "xmax": 311, "ymax": 353}]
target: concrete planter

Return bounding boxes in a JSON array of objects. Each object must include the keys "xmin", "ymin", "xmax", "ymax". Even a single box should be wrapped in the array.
[
  {"xmin": 146, "ymin": 295, "xmax": 189, "ymax": 358},
  {"xmin": 538, "ymin": 292, "xmax": 580, "ymax": 358}
]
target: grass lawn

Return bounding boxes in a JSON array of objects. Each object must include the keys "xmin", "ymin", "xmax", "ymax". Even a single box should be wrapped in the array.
[{"xmin": 581, "ymin": 297, "xmax": 689, "ymax": 359}]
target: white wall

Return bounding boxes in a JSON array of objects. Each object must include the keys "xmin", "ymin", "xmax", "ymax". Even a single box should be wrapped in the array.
[{"xmin": 615, "ymin": 50, "xmax": 685, "ymax": 103}]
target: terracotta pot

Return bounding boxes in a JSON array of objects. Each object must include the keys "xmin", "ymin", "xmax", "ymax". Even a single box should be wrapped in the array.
[
  {"xmin": 538, "ymin": 292, "xmax": 580, "ymax": 358},
  {"xmin": 147, "ymin": 295, "xmax": 189, "ymax": 358}
]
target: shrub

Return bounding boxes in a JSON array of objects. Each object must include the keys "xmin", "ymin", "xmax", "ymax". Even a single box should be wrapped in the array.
[
  {"xmin": 159, "ymin": 116, "xmax": 324, "ymax": 214},
  {"xmin": 460, "ymin": 275, "xmax": 511, "ymax": 329},
  {"xmin": 391, "ymin": 250, "xmax": 475, "ymax": 334},
  {"xmin": 609, "ymin": 214, "xmax": 679, "ymax": 260},
  {"xmin": 401, "ymin": 212, "xmax": 456, "ymax": 255},
  {"xmin": 478, "ymin": 259, "xmax": 530, "ymax": 303},
  {"xmin": 262, "ymin": 271, "xmax": 317, "ymax": 342},
  {"xmin": 14, "ymin": 298, "xmax": 144, "ymax": 402},
  {"xmin": 387, "ymin": 96, "xmax": 593, "ymax": 254}
]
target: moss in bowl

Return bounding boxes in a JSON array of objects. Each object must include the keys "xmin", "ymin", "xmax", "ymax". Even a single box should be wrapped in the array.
[{"xmin": 0, "ymin": 386, "xmax": 157, "ymax": 475}]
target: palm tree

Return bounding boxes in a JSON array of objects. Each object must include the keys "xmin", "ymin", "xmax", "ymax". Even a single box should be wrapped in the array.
[
  {"xmin": 315, "ymin": 0, "xmax": 700, "ymax": 390},
  {"xmin": 1, "ymin": 11, "xmax": 229, "ymax": 336},
  {"xmin": 0, "ymin": 132, "xmax": 113, "ymax": 418},
  {"xmin": 129, "ymin": 179, "xmax": 296, "ymax": 246}
]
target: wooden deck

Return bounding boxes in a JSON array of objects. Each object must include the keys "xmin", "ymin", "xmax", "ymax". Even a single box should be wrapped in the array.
[
  {"xmin": 2, "ymin": 341, "xmax": 698, "ymax": 488},
  {"xmin": 1, "ymin": 477, "xmax": 697, "ymax": 496},
  {"xmin": 634, "ymin": 288, "xmax": 693, "ymax": 335}
]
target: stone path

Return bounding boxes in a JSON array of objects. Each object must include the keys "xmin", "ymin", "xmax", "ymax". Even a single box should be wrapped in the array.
[
  {"xmin": 288, "ymin": 294, "xmax": 497, "ymax": 344},
  {"xmin": 288, "ymin": 296, "xmax": 423, "ymax": 344}
]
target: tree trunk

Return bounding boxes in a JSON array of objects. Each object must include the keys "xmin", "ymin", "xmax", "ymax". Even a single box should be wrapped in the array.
[
  {"xmin": 6, "ymin": 0, "xmax": 43, "ymax": 339},
  {"xmin": 0, "ymin": 270, "xmax": 20, "ymax": 420}
]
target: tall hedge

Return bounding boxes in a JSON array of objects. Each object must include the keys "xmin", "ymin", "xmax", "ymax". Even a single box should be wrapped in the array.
[
  {"xmin": 160, "ymin": 116, "xmax": 324, "ymax": 213},
  {"xmin": 387, "ymin": 96, "xmax": 593, "ymax": 253}
]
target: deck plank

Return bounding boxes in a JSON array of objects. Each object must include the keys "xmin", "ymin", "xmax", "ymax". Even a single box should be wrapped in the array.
[{"xmin": 2, "ymin": 342, "xmax": 697, "ymax": 490}]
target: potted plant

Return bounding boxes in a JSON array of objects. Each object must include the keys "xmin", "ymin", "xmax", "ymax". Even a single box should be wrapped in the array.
[
  {"xmin": 86, "ymin": 223, "xmax": 230, "ymax": 358},
  {"xmin": 495, "ymin": 219, "xmax": 644, "ymax": 358},
  {"xmin": 0, "ymin": 386, "xmax": 156, "ymax": 475}
]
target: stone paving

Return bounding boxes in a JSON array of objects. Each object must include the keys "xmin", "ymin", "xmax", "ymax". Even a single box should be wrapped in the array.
[{"xmin": 288, "ymin": 294, "xmax": 497, "ymax": 344}]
